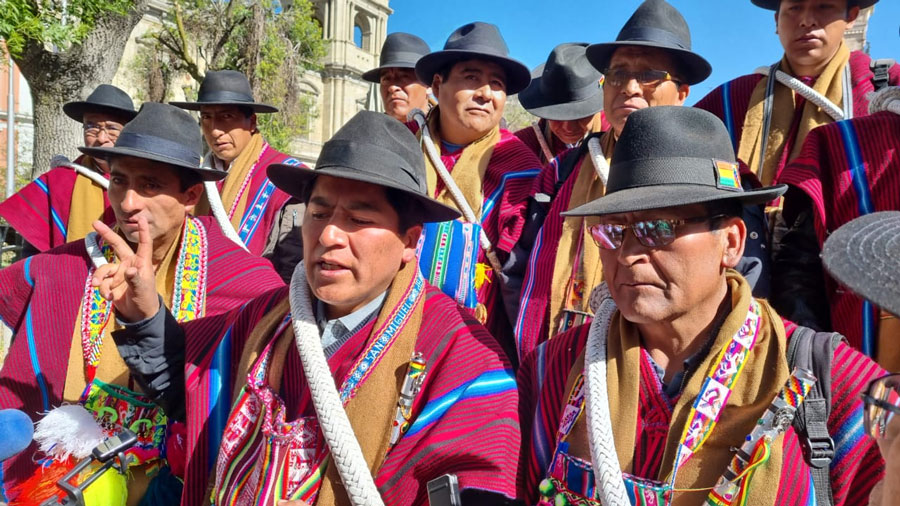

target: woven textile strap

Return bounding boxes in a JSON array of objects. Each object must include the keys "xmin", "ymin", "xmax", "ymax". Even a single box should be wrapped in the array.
[
  {"xmin": 583, "ymin": 282, "xmax": 630, "ymax": 504},
  {"xmin": 531, "ymin": 122, "xmax": 555, "ymax": 163},
  {"xmin": 288, "ymin": 261, "xmax": 386, "ymax": 506},
  {"xmin": 409, "ymin": 109, "xmax": 503, "ymax": 273}
]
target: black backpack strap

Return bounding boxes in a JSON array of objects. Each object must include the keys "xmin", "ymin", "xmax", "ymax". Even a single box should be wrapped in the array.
[
  {"xmin": 870, "ymin": 58, "xmax": 895, "ymax": 92},
  {"xmin": 551, "ymin": 133, "xmax": 597, "ymax": 198},
  {"xmin": 787, "ymin": 327, "xmax": 846, "ymax": 506}
]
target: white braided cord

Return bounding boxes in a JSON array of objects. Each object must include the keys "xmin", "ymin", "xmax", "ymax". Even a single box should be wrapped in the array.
[
  {"xmin": 583, "ymin": 283, "xmax": 629, "ymax": 504},
  {"xmin": 754, "ymin": 66, "xmax": 844, "ymax": 121},
  {"xmin": 408, "ymin": 109, "xmax": 493, "ymax": 253},
  {"xmin": 531, "ymin": 122, "xmax": 555, "ymax": 162},
  {"xmin": 586, "ymin": 136, "xmax": 609, "ymax": 187},
  {"xmin": 202, "ymin": 180, "xmax": 249, "ymax": 251},
  {"xmin": 51, "ymin": 155, "xmax": 110, "ymax": 189},
  {"xmin": 289, "ymin": 262, "xmax": 385, "ymax": 506},
  {"xmin": 868, "ymin": 86, "xmax": 900, "ymax": 116}
]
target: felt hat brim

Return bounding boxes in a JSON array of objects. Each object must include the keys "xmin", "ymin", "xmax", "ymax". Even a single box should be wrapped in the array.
[
  {"xmin": 362, "ymin": 62, "xmax": 421, "ymax": 84},
  {"xmin": 415, "ymin": 50, "xmax": 532, "ymax": 95},
  {"xmin": 563, "ymin": 183, "xmax": 787, "ymax": 217},
  {"xmin": 267, "ymin": 162, "xmax": 462, "ymax": 224},
  {"xmin": 169, "ymin": 100, "xmax": 279, "ymax": 114},
  {"xmin": 63, "ymin": 102, "xmax": 139, "ymax": 123},
  {"xmin": 78, "ymin": 145, "xmax": 227, "ymax": 182},
  {"xmin": 585, "ymin": 41, "xmax": 712, "ymax": 85},
  {"xmin": 751, "ymin": 0, "xmax": 877, "ymax": 9},
  {"xmin": 822, "ymin": 211, "xmax": 900, "ymax": 318},
  {"xmin": 518, "ymin": 76, "xmax": 605, "ymax": 121}
]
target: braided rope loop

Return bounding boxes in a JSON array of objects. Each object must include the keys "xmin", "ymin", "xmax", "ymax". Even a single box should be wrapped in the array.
[
  {"xmin": 868, "ymin": 86, "xmax": 900, "ymax": 116},
  {"xmin": 754, "ymin": 66, "xmax": 844, "ymax": 121},
  {"xmin": 289, "ymin": 262, "xmax": 386, "ymax": 506},
  {"xmin": 203, "ymin": 180, "xmax": 249, "ymax": 251},
  {"xmin": 583, "ymin": 282, "xmax": 629, "ymax": 504}
]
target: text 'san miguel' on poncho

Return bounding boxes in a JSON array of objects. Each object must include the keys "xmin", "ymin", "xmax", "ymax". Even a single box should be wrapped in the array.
[
  {"xmin": 0, "ymin": 215, "xmax": 284, "ymax": 498},
  {"xmin": 0, "ymin": 155, "xmax": 114, "ymax": 252},
  {"xmin": 173, "ymin": 266, "xmax": 520, "ymax": 506}
]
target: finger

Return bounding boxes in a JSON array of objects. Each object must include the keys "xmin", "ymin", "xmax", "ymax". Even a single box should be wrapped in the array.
[
  {"xmin": 91, "ymin": 263, "xmax": 121, "ymax": 287},
  {"xmin": 93, "ymin": 220, "xmax": 135, "ymax": 261},
  {"xmin": 134, "ymin": 216, "xmax": 154, "ymax": 264}
]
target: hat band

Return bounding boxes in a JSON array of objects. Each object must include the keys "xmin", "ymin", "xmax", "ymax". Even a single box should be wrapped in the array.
[
  {"xmin": 196, "ymin": 90, "xmax": 257, "ymax": 104},
  {"xmin": 607, "ymin": 157, "xmax": 742, "ymax": 194},
  {"xmin": 616, "ymin": 26, "xmax": 689, "ymax": 51},
  {"xmin": 114, "ymin": 132, "xmax": 202, "ymax": 166},
  {"xmin": 380, "ymin": 50, "xmax": 424, "ymax": 68},
  {"xmin": 316, "ymin": 139, "xmax": 421, "ymax": 193},
  {"xmin": 540, "ymin": 76, "xmax": 602, "ymax": 104}
]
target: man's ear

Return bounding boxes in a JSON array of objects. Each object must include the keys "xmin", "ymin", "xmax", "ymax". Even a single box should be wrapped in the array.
[
  {"xmin": 401, "ymin": 224, "xmax": 423, "ymax": 264},
  {"xmin": 846, "ymin": 6, "xmax": 860, "ymax": 27},
  {"xmin": 250, "ymin": 113, "xmax": 258, "ymax": 134},
  {"xmin": 721, "ymin": 216, "xmax": 747, "ymax": 269},
  {"xmin": 774, "ymin": 11, "xmax": 780, "ymax": 34},
  {"xmin": 677, "ymin": 83, "xmax": 691, "ymax": 104},
  {"xmin": 182, "ymin": 182, "xmax": 205, "ymax": 213},
  {"xmin": 431, "ymin": 75, "xmax": 442, "ymax": 98}
]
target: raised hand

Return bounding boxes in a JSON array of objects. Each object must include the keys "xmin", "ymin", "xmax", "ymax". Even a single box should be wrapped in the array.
[{"xmin": 91, "ymin": 217, "xmax": 161, "ymax": 323}]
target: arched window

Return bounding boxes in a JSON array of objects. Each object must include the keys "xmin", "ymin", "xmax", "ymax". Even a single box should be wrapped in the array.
[{"xmin": 353, "ymin": 11, "xmax": 372, "ymax": 51}]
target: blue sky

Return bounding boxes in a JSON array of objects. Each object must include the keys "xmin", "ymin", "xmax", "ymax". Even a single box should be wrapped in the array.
[{"xmin": 385, "ymin": 1, "xmax": 899, "ymax": 104}]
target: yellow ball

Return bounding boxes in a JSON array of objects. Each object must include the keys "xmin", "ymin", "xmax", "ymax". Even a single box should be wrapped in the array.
[{"xmin": 83, "ymin": 467, "xmax": 128, "ymax": 506}]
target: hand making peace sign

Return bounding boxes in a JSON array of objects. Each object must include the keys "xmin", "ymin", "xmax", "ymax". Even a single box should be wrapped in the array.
[{"xmin": 90, "ymin": 217, "xmax": 161, "ymax": 323}]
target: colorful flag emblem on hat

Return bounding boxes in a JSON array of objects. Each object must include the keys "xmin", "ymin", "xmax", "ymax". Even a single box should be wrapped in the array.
[{"xmin": 715, "ymin": 160, "xmax": 741, "ymax": 190}]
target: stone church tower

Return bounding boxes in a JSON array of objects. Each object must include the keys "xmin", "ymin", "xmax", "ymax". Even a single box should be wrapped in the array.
[{"xmin": 292, "ymin": 0, "xmax": 392, "ymax": 164}]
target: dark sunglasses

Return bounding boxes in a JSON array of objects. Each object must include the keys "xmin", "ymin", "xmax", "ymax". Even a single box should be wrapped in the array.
[
  {"xmin": 862, "ymin": 373, "xmax": 900, "ymax": 439},
  {"xmin": 601, "ymin": 68, "xmax": 681, "ymax": 88},
  {"xmin": 589, "ymin": 215, "xmax": 724, "ymax": 250}
]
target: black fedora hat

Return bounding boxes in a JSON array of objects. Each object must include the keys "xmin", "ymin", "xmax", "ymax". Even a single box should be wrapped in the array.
[
  {"xmin": 519, "ymin": 43, "xmax": 604, "ymax": 121},
  {"xmin": 268, "ymin": 111, "xmax": 460, "ymax": 223},
  {"xmin": 563, "ymin": 106, "xmax": 786, "ymax": 217},
  {"xmin": 63, "ymin": 84, "xmax": 138, "ymax": 123},
  {"xmin": 79, "ymin": 102, "xmax": 226, "ymax": 181},
  {"xmin": 822, "ymin": 211, "xmax": 900, "ymax": 317},
  {"xmin": 415, "ymin": 22, "xmax": 531, "ymax": 95},
  {"xmin": 585, "ymin": 0, "xmax": 712, "ymax": 85},
  {"xmin": 170, "ymin": 70, "xmax": 278, "ymax": 113},
  {"xmin": 362, "ymin": 32, "xmax": 431, "ymax": 83},
  {"xmin": 751, "ymin": 0, "xmax": 877, "ymax": 10}
]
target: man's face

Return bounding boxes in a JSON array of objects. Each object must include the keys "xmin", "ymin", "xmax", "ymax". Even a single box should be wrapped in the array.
[
  {"xmin": 598, "ymin": 204, "xmax": 744, "ymax": 325},
  {"xmin": 432, "ymin": 59, "xmax": 507, "ymax": 143},
  {"xmin": 380, "ymin": 67, "xmax": 429, "ymax": 123},
  {"xmin": 108, "ymin": 156, "xmax": 202, "ymax": 250},
  {"xmin": 776, "ymin": 0, "xmax": 858, "ymax": 74},
  {"xmin": 199, "ymin": 105, "xmax": 256, "ymax": 164},
  {"xmin": 548, "ymin": 116, "xmax": 596, "ymax": 145},
  {"xmin": 303, "ymin": 176, "xmax": 421, "ymax": 319},
  {"xmin": 82, "ymin": 112, "xmax": 127, "ymax": 173},
  {"xmin": 603, "ymin": 47, "xmax": 690, "ymax": 137}
]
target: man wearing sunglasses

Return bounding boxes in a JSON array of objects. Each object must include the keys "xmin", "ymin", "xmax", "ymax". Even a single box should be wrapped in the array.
[
  {"xmin": 519, "ymin": 106, "xmax": 886, "ymax": 506},
  {"xmin": 509, "ymin": 0, "xmax": 713, "ymax": 360},
  {"xmin": 0, "ymin": 84, "xmax": 137, "ymax": 254},
  {"xmin": 820, "ymin": 211, "xmax": 900, "ymax": 506}
]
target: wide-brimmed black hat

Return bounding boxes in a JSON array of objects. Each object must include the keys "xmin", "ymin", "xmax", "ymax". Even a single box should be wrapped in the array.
[
  {"xmin": 362, "ymin": 32, "xmax": 431, "ymax": 83},
  {"xmin": 268, "ymin": 111, "xmax": 460, "ymax": 223},
  {"xmin": 751, "ymin": 0, "xmax": 877, "ymax": 10},
  {"xmin": 170, "ymin": 70, "xmax": 277, "ymax": 113},
  {"xmin": 822, "ymin": 211, "xmax": 900, "ymax": 317},
  {"xmin": 585, "ymin": 0, "xmax": 712, "ymax": 85},
  {"xmin": 563, "ymin": 106, "xmax": 786, "ymax": 217},
  {"xmin": 63, "ymin": 84, "xmax": 138, "ymax": 123},
  {"xmin": 415, "ymin": 22, "xmax": 531, "ymax": 95},
  {"xmin": 79, "ymin": 102, "xmax": 226, "ymax": 181},
  {"xmin": 519, "ymin": 43, "xmax": 604, "ymax": 121}
]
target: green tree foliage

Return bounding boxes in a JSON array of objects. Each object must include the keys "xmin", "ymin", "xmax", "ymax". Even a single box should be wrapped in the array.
[
  {"xmin": 0, "ymin": 0, "xmax": 134, "ymax": 57},
  {"xmin": 133, "ymin": 0, "xmax": 326, "ymax": 152}
]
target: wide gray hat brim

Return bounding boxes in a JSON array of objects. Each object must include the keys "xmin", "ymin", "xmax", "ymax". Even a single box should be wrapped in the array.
[
  {"xmin": 822, "ymin": 211, "xmax": 900, "ymax": 317},
  {"xmin": 563, "ymin": 182, "xmax": 786, "ymax": 217}
]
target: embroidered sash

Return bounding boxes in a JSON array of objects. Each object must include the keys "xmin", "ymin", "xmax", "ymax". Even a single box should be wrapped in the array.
[{"xmin": 416, "ymin": 220, "xmax": 481, "ymax": 309}]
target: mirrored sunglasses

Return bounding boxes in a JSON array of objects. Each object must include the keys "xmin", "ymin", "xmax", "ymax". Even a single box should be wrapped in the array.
[
  {"xmin": 589, "ymin": 215, "xmax": 723, "ymax": 250},
  {"xmin": 862, "ymin": 373, "xmax": 900, "ymax": 439},
  {"xmin": 601, "ymin": 68, "xmax": 679, "ymax": 88}
]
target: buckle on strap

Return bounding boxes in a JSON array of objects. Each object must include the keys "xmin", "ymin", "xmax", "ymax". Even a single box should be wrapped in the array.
[{"xmin": 802, "ymin": 434, "xmax": 835, "ymax": 468}]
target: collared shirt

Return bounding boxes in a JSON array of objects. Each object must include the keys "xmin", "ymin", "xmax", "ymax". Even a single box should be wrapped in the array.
[{"xmin": 316, "ymin": 291, "xmax": 388, "ymax": 357}]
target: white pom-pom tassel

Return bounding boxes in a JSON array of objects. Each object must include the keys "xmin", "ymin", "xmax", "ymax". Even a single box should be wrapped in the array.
[{"xmin": 34, "ymin": 404, "xmax": 104, "ymax": 461}]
